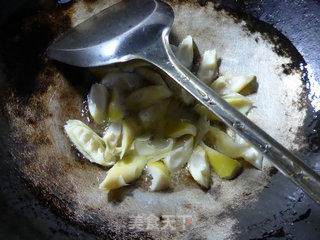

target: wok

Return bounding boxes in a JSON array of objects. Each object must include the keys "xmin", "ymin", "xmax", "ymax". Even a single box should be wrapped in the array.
[{"xmin": 0, "ymin": 0, "xmax": 319, "ymax": 239}]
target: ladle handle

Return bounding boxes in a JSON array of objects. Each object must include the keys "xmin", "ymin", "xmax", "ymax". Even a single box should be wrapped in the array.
[{"xmin": 146, "ymin": 32, "xmax": 320, "ymax": 204}]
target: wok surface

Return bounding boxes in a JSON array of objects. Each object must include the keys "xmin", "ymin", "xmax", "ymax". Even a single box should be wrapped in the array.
[{"xmin": 0, "ymin": 0, "xmax": 319, "ymax": 239}]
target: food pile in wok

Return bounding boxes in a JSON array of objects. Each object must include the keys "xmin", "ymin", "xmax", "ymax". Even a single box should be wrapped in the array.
[{"xmin": 64, "ymin": 36, "xmax": 262, "ymax": 192}]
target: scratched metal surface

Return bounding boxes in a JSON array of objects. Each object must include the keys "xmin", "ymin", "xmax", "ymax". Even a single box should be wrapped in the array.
[{"xmin": 0, "ymin": 0, "xmax": 319, "ymax": 239}]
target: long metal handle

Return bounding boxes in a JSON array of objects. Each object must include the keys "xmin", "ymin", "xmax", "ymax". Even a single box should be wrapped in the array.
[{"xmin": 145, "ymin": 32, "xmax": 320, "ymax": 204}]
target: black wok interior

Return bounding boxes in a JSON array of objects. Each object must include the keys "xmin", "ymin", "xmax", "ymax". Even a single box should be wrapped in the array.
[{"xmin": 0, "ymin": 0, "xmax": 319, "ymax": 239}]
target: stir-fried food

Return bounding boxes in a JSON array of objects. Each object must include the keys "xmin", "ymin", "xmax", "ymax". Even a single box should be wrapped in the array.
[{"xmin": 64, "ymin": 36, "xmax": 261, "ymax": 191}]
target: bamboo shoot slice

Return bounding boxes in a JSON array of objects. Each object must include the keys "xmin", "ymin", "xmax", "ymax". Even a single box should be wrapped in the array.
[
  {"xmin": 206, "ymin": 127, "xmax": 245, "ymax": 158},
  {"xmin": 103, "ymin": 121, "xmax": 122, "ymax": 149},
  {"xmin": 107, "ymin": 88, "xmax": 125, "ymax": 122},
  {"xmin": 176, "ymin": 35, "xmax": 194, "ymax": 70},
  {"xmin": 197, "ymin": 50, "xmax": 218, "ymax": 85},
  {"xmin": 172, "ymin": 36, "xmax": 195, "ymax": 104},
  {"xmin": 101, "ymin": 72, "xmax": 144, "ymax": 92},
  {"xmin": 165, "ymin": 120, "xmax": 197, "ymax": 138},
  {"xmin": 207, "ymin": 127, "xmax": 262, "ymax": 169},
  {"xmin": 188, "ymin": 145, "xmax": 210, "ymax": 188},
  {"xmin": 87, "ymin": 83, "xmax": 108, "ymax": 124},
  {"xmin": 118, "ymin": 117, "xmax": 138, "ymax": 159},
  {"xmin": 194, "ymin": 93, "xmax": 252, "ymax": 121},
  {"xmin": 164, "ymin": 136, "xmax": 194, "ymax": 172},
  {"xmin": 64, "ymin": 120, "xmax": 111, "ymax": 166},
  {"xmin": 135, "ymin": 67, "xmax": 166, "ymax": 85},
  {"xmin": 202, "ymin": 143, "xmax": 242, "ymax": 179},
  {"xmin": 99, "ymin": 155, "xmax": 148, "ymax": 190},
  {"xmin": 223, "ymin": 93, "xmax": 253, "ymax": 115},
  {"xmin": 147, "ymin": 160, "xmax": 171, "ymax": 191},
  {"xmin": 126, "ymin": 85, "xmax": 172, "ymax": 111},
  {"xmin": 134, "ymin": 137, "xmax": 174, "ymax": 156},
  {"xmin": 211, "ymin": 75, "xmax": 256, "ymax": 95},
  {"xmin": 235, "ymin": 135, "xmax": 263, "ymax": 169},
  {"xmin": 138, "ymin": 99, "xmax": 170, "ymax": 133}
]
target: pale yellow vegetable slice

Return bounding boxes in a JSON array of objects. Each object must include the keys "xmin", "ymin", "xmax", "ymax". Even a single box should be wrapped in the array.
[
  {"xmin": 194, "ymin": 93, "xmax": 252, "ymax": 121},
  {"xmin": 188, "ymin": 145, "xmax": 210, "ymax": 188},
  {"xmin": 134, "ymin": 137, "xmax": 174, "ymax": 156},
  {"xmin": 102, "ymin": 121, "xmax": 122, "ymax": 165},
  {"xmin": 99, "ymin": 155, "xmax": 148, "ymax": 191},
  {"xmin": 177, "ymin": 35, "xmax": 194, "ymax": 70},
  {"xmin": 135, "ymin": 67, "xmax": 166, "ymax": 85},
  {"xmin": 164, "ymin": 136, "xmax": 194, "ymax": 172},
  {"xmin": 107, "ymin": 88, "xmax": 125, "ymax": 122},
  {"xmin": 179, "ymin": 89, "xmax": 194, "ymax": 105},
  {"xmin": 194, "ymin": 104, "xmax": 217, "ymax": 121},
  {"xmin": 138, "ymin": 99, "xmax": 170, "ymax": 132},
  {"xmin": 101, "ymin": 72, "xmax": 144, "ymax": 92},
  {"xmin": 194, "ymin": 116, "xmax": 210, "ymax": 145},
  {"xmin": 206, "ymin": 127, "xmax": 262, "ymax": 169},
  {"xmin": 197, "ymin": 50, "xmax": 218, "ymax": 85},
  {"xmin": 147, "ymin": 160, "xmax": 171, "ymax": 191},
  {"xmin": 64, "ymin": 120, "xmax": 111, "ymax": 166},
  {"xmin": 139, "ymin": 105, "xmax": 158, "ymax": 130},
  {"xmin": 103, "ymin": 121, "xmax": 122, "ymax": 149},
  {"xmin": 118, "ymin": 117, "xmax": 139, "ymax": 159},
  {"xmin": 175, "ymin": 36, "xmax": 195, "ymax": 104},
  {"xmin": 223, "ymin": 93, "xmax": 253, "ymax": 115},
  {"xmin": 87, "ymin": 83, "xmax": 108, "ymax": 124},
  {"xmin": 206, "ymin": 127, "xmax": 245, "ymax": 158},
  {"xmin": 242, "ymin": 147, "xmax": 263, "ymax": 170},
  {"xmin": 201, "ymin": 143, "xmax": 242, "ymax": 179},
  {"xmin": 170, "ymin": 39, "xmax": 195, "ymax": 105},
  {"xmin": 235, "ymin": 135, "xmax": 263, "ymax": 169},
  {"xmin": 211, "ymin": 75, "xmax": 256, "ymax": 95},
  {"xmin": 165, "ymin": 120, "xmax": 197, "ymax": 138},
  {"xmin": 126, "ymin": 85, "xmax": 172, "ymax": 111}
]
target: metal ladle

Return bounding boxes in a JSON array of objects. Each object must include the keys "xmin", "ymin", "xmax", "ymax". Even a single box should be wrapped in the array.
[{"xmin": 47, "ymin": 0, "xmax": 320, "ymax": 203}]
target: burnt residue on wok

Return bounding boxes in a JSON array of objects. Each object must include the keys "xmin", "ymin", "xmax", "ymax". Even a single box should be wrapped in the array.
[{"xmin": 0, "ymin": 0, "xmax": 319, "ymax": 239}]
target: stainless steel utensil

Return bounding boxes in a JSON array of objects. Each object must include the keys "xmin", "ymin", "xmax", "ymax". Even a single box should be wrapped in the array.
[{"xmin": 47, "ymin": 0, "xmax": 320, "ymax": 203}]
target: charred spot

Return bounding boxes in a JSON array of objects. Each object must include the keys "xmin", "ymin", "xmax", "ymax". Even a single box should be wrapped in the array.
[
  {"xmin": 25, "ymin": 98, "xmax": 50, "ymax": 122},
  {"xmin": 242, "ymin": 191, "xmax": 252, "ymax": 197},
  {"xmin": 261, "ymin": 227, "xmax": 286, "ymax": 239},
  {"xmin": 183, "ymin": 202, "xmax": 192, "ymax": 209},
  {"xmin": 209, "ymin": 183, "xmax": 222, "ymax": 200},
  {"xmin": 282, "ymin": 62, "xmax": 305, "ymax": 76},
  {"xmin": 27, "ymin": 117, "xmax": 37, "ymax": 125},
  {"xmin": 268, "ymin": 166, "xmax": 278, "ymax": 177},
  {"xmin": 292, "ymin": 208, "xmax": 311, "ymax": 223},
  {"xmin": 35, "ymin": 135, "xmax": 52, "ymax": 145},
  {"xmin": 197, "ymin": 213, "xmax": 207, "ymax": 222},
  {"xmin": 11, "ymin": 103, "xmax": 26, "ymax": 118}
]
